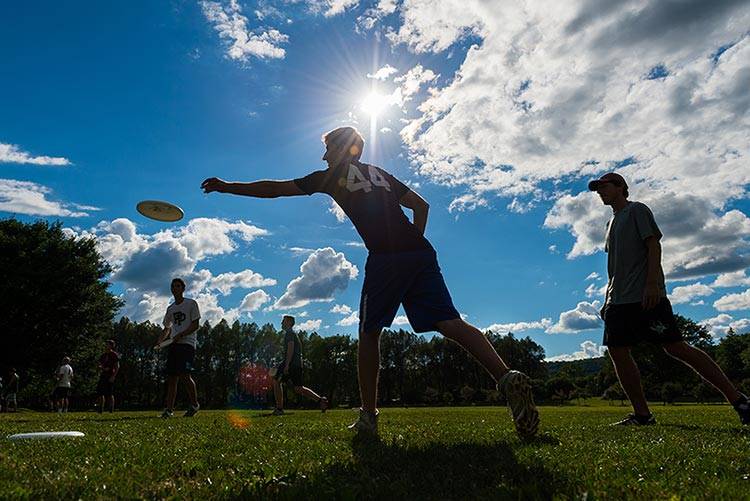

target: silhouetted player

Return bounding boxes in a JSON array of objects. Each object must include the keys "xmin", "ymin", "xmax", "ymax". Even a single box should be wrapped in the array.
[
  {"xmin": 590, "ymin": 172, "xmax": 749, "ymax": 425},
  {"xmin": 271, "ymin": 315, "xmax": 328, "ymax": 415},
  {"xmin": 202, "ymin": 126, "xmax": 539, "ymax": 436},
  {"xmin": 96, "ymin": 339, "xmax": 120, "ymax": 413}
]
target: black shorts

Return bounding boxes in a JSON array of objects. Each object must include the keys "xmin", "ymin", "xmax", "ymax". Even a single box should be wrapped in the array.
[
  {"xmin": 53, "ymin": 386, "xmax": 70, "ymax": 399},
  {"xmin": 275, "ymin": 364, "xmax": 303, "ymax": 387},
  {"xmin": 96, "ymin": 376, "xmax": 115, "ymax": 397},
  {"xmin": 603, "ymin": 297, "xmax": 684, "ymax": 347},
  {"xmin": 166, "ymin": 343, "xmax": 196, "ymax": 375}
]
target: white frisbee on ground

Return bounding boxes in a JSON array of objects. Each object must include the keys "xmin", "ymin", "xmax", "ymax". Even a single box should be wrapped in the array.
[
  {"xmin": 268, "ymin": 367, "xmax": 277, "ymax": 377},
  {"xmin": 156, "ymin": 337, "xmax": 174, "ymax": 350},
  {"xmin": 136, "ymin": 200, "xmax": 184, "ymax": 222},
  {"xmin": 9, "ymin": 431, "xmax": 85, "ymax": 440}
]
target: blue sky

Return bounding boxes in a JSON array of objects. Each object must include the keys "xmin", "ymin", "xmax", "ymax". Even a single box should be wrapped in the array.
[{"xmin": 2, "ymin": 1, "xmax": 749, "ymax": 361}]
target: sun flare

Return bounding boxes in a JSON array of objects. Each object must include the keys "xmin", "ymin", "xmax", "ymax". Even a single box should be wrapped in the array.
[{"xmin": 360, "ymin": 91, "xmax": 391, "ymax": 117}]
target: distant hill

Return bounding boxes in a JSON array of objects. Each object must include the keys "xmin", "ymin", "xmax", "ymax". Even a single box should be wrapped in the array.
[{"xmin": 545, "ymin": 357, "xmax": 605, "ymax": 376}]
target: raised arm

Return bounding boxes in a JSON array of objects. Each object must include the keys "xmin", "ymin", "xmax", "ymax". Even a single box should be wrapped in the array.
[
  {"xmin": 399, "ymin": 189, "xmax": 430, "ymax": 235},
  {"xmin": 201, "ymin": 178, "xmax": 304, "ymax": 198}
]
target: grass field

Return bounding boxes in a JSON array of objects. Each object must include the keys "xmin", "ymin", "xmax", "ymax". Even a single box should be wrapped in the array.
[{"xmin": 1, "ymin": 404, "xmax": 749, "ymax": 499}]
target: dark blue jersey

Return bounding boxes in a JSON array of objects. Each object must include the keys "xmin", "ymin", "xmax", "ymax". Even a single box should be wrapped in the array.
[{"xmin": 294, "ymin": 161, "xmax": 432, "ymax": 253}]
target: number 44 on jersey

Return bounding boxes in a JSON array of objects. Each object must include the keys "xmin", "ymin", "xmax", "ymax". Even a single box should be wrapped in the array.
[{"xmin": 346, "ymin": 164, "xmax": 391, "ymax": 193}]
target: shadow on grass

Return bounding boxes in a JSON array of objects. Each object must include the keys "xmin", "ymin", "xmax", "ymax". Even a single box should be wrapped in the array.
[{"xmin": 259, "ymin": 435, "xmax": 577, "ymax": 500}]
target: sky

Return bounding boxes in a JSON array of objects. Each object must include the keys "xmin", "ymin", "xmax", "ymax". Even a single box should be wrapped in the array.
[{"xmin": 1, "ymin": 0, "xmax": 749, "ymax": 361}]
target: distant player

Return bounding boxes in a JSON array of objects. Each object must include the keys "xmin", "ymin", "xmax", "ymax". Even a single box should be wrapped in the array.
[
  {"xmin": 589, "ymin": 172, "xmax": 749, "ymax": 425},
  {"xmin": 54, "ymin": 357, "xmax": 73, "ymax": 413},
  {"xmin": 271, "ymin": 315, "xmax": 328, "ymax": 415},
  {"xmin": 202, "ymin": 126, "xmax": 539, "ymax": 437},
  {"xmin": 5, "ymin": 368, "xmax": 18, "ymax": 412},
  {"xmin": 156, "ymin": 278, "xmax": 201, "ymax": 418},
  {"xmin": 96, "ymin": 340, "xmax": 120, "ymax": 413}
]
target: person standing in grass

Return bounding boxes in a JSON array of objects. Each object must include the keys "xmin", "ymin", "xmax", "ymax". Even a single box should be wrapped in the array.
[
  {"xmin": 5, "ymin": 368, "xmax": 18, "ymax": 412},
  {"xmin": 54, "ymin": 357, "xmax": 73, "ymax": 413},
  {"xmin": 201, "ymin": 126, "xmax": 539, "ymax": 437},
  {"xmin": 271, "ymin": 315, "xmax": 328, "ymax": 415},
  {"xmin": 96, "ymin": 340, "xmax": 120, "ymax": 413},
  {"xmin": 589, "ymin": 172, "xmax": 750, "ymax": 426},
  {"xmin": 156, "ymin": 278, "xmax": 201, "ymax": 418}
]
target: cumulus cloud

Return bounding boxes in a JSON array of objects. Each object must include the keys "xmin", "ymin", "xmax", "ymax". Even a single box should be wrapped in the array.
[
  {"xmin": 586, "ymin": 272, "xmax": 600, "ymax": 281},
  {"xmin": 367, "ymin": 64, "xmax": 399, "ymax": 81},
  {"xmin": 547, "ymin": 301, "xmax": 602, "ymax": 334},
  {"xmin": 0, "ymin": 143, "xmax": 71, "ymax": 166},
  {"xmin": 383, "ymin": 1, "xmax": 750, "ymax": 283},
  {"xmin": 296, "ymin": 318, "xmax": 323, "ymax": 331},
  {"xmin": 328, "ymin": 200, "xmax": 347, "ymax": 223},
  {"xmin": 357, "ymin": 0, "xmax": 398, "ymax": 30},
  {"xmin": 669, "ymin": 282, "xmax": 715, "ymax": 305},
  {"xmin": 700, "ymin": 313, "xmax": 750, "ymax": 338},
  {"xmin": 305, "ymin": 0, "xmax": 359, "ymax": 18},
  {"xmin": 585, "ymin": 282, "xmax": 606, "ymax": 299},
  {"xmin": 330, "ymin": 304, "xmax": 353, "ymax": 315},
  {"xmin": 392, "ymin": 315, "xmax": 410, "ymax": 326},
  {"xmin": 546, "ymin": 340, "xmax": 607, "ymax": 362},
  {"xmin": 337, "ymin": 312, "xmax": 359, "ymax": 326},
  {"xmin": 237, "ymin": 289, "xmax": 271, "ymax": 314},
  {"xmin": 0, "ymin": 179, "xmax": 92, "ymax": 217},
  {"xmin": 712, "ymin": 270, "xmax": 750, "ymax": 288},
  {"xmin": 209, "ymin": 270, "xmax": 276, "ymax": 295},
  {"xmin": 714, "ymin": 288, "xmax": 750, "ymax": 312},
  {"xmin": 201, "ymin": 0, "xmax": 288, "ymax": 61},
  {"xmin": 272, "ymin": 247, "xmax": 359, "ymax": 309},
  {"xmin": 485, "ymin": 319, "xmax": 553, "ymax": 334}
]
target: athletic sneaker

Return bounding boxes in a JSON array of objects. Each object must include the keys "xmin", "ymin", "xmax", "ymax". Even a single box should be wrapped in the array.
[
  {"xmin": 498, "ymin": 370, "xmax": 539, "ymax": 437},
  {"xmin": 160, "ymin": 409, "xmax": 174, "ymax": 419},
  {"xmin": 733, "ymin": 394, "xmax": 750, "ymax": 425},
  {"xmin": 272, "ymin": 408, "xmax": 285, "ymax": 416},
  {"xmin": 320, "ymin": 397, "xmax": 329, "ymax": 413},
  {"xmin": 348, "ymin": 408, "xmax": 378, "ymax": 435},
  {"xmin": 184, "ymin": 404, "xmax": 200, "ymax": 417},
  {"xmin": 610, "ymin": 413, "xmax": 656, "ymax": 426}
]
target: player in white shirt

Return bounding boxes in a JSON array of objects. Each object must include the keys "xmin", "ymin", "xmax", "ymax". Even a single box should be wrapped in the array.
[
  {"xmin": 54, "ymin": 357, "xmax": 73, "ymax": 413},
  {"xmin": 156, "ymin": 278, "xmax": 201, "ymax": 418}
]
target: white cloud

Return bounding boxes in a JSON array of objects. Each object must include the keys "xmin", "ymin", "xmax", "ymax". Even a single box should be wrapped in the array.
[
  {"xmin": 384, "ymin": 1, "xmax": 750, "ymax": 282},
  {"xmin": 305, "ymin": 0, "xmax": 359, "ymax": 18},
  {"xmin": 586, "ymin": 272, "xmax": 600, "ymax": 281},
  {"xmin": 209, "ymin": 270, "xmax": 276, "ymax": 295},
  {"xmin": 714, "ymin": 289, "xmax": 750, "ymax": 312},
  {"xmin": 394, "ymin": 64, "xmax": 438, "ymax": 100},
  {"xmin": 484, "ymin": 318, "xmax": 552, "ymax": 333},
  {"xmin": 328, "ymin": 200, "xmax": 347, "ymax": 223},
  {"xmin": 330, "ymin": 304, "xmax": 353, "ymax": 315},
  {"xmin": 296, "ymin": 319, "xmax": 322, "ymax": 331},
  {"xmin": 546, "ymin": 340, "xmax": 607, "ymax": 362},
  {"xmin": 669, "ymin": 282, "xmax": 714, "ymax": 305},
  {"xmin": 0, "ymin": 143, "xmax": 71, "ymax": 166},
  {"xmin": 392, "ymin": 315, "xmax": 410, "ymax": 326},
  {"xmin": 0, "ymin": 179, "xmax": 90, "ymax": 217},
  {"xmin": 700, "ymin": 313, "xmax": 750, "ymax": 338},
  {"xmin": 585, "ymin": 282, "xmax": 606, "ymax": 299},
  {"xmin": 272, "ymin": 247, "xmax": 359, "ymax": 309},
  {"xmin": 337, "ymin": 312, "xmax": 359, "ymax": 326},
  {"xmin": 547, "ymin": 300, "xmax": 602, "ymax": 334},
  {"xmin": 200, "ymin": 0, "xmax": 288, "ymax": 61},
  {"xmin": 367, "ymin": 64, "xmax": 399, "ymax": 81},
  {"xmin": 712, "ymin": 270, "xmax": 750, "ymax": 288},
  {"xmin": 357, "ymin": 0, "xmax": 398, "ymax": 30},
  {"xmin": 238, "ymin": 289, "xmax": 271, "ymax": 314}
]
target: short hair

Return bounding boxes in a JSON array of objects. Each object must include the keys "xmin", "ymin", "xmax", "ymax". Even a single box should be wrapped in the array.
[
  {"xmin": 282, "ymin": 315, "xmax": 295, "ymax": 325},
  {"xmin": 62, "ymin": 356, "xmax": 71, "ymax": 364},
  {"xmin": 171, "ymin": 278, "xmax": 186, "ymax": 288},
  {"xmin": 106, "ymin": 339, "xmax": 116, "ymax": 348},
  {"xmin": 322, "ymin": 126, "xmax": 365, "ymax": 160}
]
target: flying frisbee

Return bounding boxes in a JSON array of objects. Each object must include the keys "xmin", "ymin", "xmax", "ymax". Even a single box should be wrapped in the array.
[
  {"xmin": 155, "ymin": 337, "xmax": 174, "ymax": 350},
  {"xmin": 136, "ymin": 200, "xmax": 184, "ymax": 222},
  {"xmin": 8, "ymin": 431, "xmax": 85, "ymax": 440}
]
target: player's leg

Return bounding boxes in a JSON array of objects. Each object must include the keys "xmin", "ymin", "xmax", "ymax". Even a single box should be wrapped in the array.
[
  {"xmin": 180, "ymin": 373, "xmax": 200, "ymax": 416},
  {"xmin": 608, "ymin": 346, "xmax": 651, "ymax": 419},
  {"xmin": 272, "ymin": 377, "xmax": 284, "ymax": 412},
  {"xmin": 97, "ymin": 394, "xmax": 104, "ymax": 413},
  {"xmin": 293, "ymin": 386, "xmax": 328, "ymax": 410},
  {"xmin": 164, "ymin": 375, "xmax": 179, "ymax": 413},
  {"xmin": 107, "ymin": 394, "xmax": 115, "ymax": 413},
  {"xmin": 435, "ymin": 318, "xmax": 509, "ymax": 381},
  {"xmin": 358, "ymin": 327, "xmax": 382, "ymax": 414}
]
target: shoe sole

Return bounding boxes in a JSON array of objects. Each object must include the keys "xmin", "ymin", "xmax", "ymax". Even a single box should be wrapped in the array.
[{"xmin": 504, "ymin": 372, "xmax": 539, "ymax": 437}]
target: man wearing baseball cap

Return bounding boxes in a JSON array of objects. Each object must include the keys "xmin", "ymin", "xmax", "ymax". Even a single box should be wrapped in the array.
[{"xmin": 589, "ymin": 172, "xmax": 749, "ymax": 426}]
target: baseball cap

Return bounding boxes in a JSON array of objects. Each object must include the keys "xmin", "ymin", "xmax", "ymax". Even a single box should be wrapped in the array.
[{"xmin": 588, "ymin": 172, "xmax": 628, "ymax": 191}]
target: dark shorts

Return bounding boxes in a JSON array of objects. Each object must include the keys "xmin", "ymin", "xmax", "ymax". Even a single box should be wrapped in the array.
[
  {"xmin": 275, "ymin": 364, "xmax": 303, "ymax": 387},
  {"xmin": 166, "ymin": 343, "xmax": 196, "ymax": 375},
  {"xmin": 359, "ymin": 249, "xmax": 460, "ymax": 334},
  {"xmin": 53, "ymin": 386, "xmax": 70, "ymax": 399},
  {"xmin": 603, "ymin": 297, "xmax": 684, "ymax": 347},
  {"xmin": 96, "ymin": 376, "xmax": 115, "ymax": 397}
]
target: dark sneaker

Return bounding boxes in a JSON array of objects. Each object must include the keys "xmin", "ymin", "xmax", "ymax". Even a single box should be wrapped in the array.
[
  {"xmin": 183, "ymin": 404, "xmax": 200, "ymax": 417},
  {"xmin": 160, "ymin": 409, "xmax": 174, "ymax": 419},
  {"xmin": 348, "ymin": 408, "xmax": 378, "ymax": 435},
  {"xmin": 320, "ymin": 397, "xmax": 329, "ymax": 413},
  {"xmin": 611, "ymin": 413, "xmax": 655, "ymax": 426},
  {"xmin": 498, "ymin": 370, "xmax": 540, "ymax": 437},
  {"xmin": 733, "ymin": 394, "xmax": 750, "ymax": 425}
]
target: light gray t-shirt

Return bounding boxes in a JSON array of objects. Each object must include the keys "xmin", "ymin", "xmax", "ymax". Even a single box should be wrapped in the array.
[
  {"xmin": 163, "ymin": 298, "xmax": 201, "ymax": 348},
  {"xmin": 605, "ymin": 201, "xmax": 667, "ymax": 305}
]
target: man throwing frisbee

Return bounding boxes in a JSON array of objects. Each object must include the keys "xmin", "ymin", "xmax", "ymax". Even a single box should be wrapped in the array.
[
  {"xmin": 156, "ymin": 278, "xmax": 201, "ymax": 418},
  {"xmin": 589, "ymin": 172, "xmax": 750, "ymax": 425},
  {"xmin": 201, "ymin": 126, "xmax": 539, "ymax": 437}
]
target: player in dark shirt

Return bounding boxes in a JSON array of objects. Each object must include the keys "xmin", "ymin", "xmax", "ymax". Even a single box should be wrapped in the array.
[
  {"xmin": 96, "ymin": 339, "xmax": 120, "ymax": 413},
  {"xmin": 201, "ymin": 126, "xmax": 538, "ymax": 437}
]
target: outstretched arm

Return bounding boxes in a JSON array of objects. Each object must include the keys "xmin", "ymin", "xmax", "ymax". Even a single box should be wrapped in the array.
[
  {"xmin": 400, "ymin": 190, "xmax": 429, "ymax": 235},
  {"xmin": 201, "ymin": 178, "xmax": 304, "ymax": 198}
]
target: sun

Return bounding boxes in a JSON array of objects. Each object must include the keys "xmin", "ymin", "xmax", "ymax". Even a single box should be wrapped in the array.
[{"xmin": 360, "ymin": 91, "xmax": 390, "ymax": 117}]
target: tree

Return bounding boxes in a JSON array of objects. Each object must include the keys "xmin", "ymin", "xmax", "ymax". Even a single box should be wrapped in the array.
[
  {"xmin": 0, "ymin": 219, "xmax": 122, "ymax": 406},
  {"xmin": 661, "ymin": 382, "xmax": 683, "ymax": 405},
  {"xmin": 603, "ymin": 384, "xmax": 626, "ymax": 405}
]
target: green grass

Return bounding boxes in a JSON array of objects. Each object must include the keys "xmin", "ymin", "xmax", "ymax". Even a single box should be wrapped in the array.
[{"xmin": 1, "ymin": 405, "xmax": 749, "ymax": 499}]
